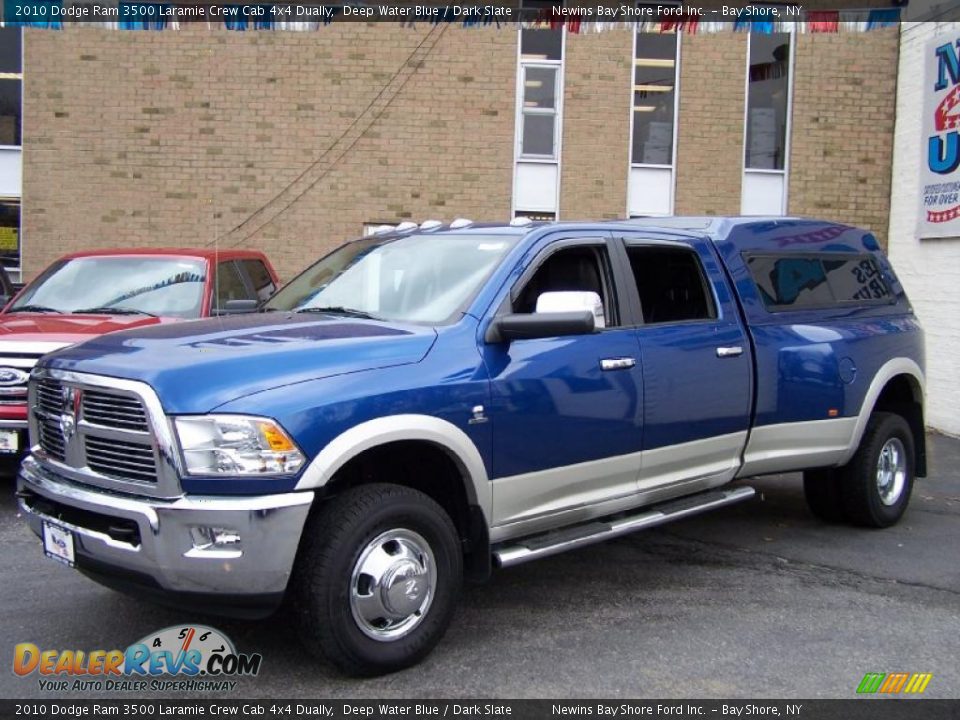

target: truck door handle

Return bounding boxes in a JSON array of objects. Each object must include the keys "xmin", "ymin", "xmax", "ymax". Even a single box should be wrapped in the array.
[
  {"xmin": 716, "ymin": 346, "xmax": 743, "ymax": 358},
  {"xmin": 600, "ymin": 357, "xmax": 636, "ymax": 371}
]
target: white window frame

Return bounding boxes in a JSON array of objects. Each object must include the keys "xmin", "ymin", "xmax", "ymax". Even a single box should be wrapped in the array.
[
  {"xmin": 627, "ymin": 26, "xmax": 681, "ymax": 217},
  {"xmin": 517, "ymin": 63, "xmax": 561, "ymax": 161},
  {"xmin": 741, "ymin": 28, "xmax": 795, "ymax": 216},
  {"xmin": 512, "ymin": 19, "xmax": 565, "ymax": 219}
]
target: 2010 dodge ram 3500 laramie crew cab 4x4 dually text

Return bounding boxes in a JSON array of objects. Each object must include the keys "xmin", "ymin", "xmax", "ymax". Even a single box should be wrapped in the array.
[{"xmin": 17, "ymin": 217, "xmax": 925, "ymax": 675}]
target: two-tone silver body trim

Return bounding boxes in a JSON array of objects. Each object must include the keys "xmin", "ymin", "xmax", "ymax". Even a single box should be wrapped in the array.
[
  {"xmin": 295, "ymin": 414, "xmax": 492, "ymax": 523},
  {"xmin": 736, "ymin": 357, "xmax": 925, "ymax": 478},
  {"xmin": 737, "ymin": 417, "xmax": 857, "ymax": 478},
  {"xmin": 494, "ymin": 486, "xmax": 756, "ymax": 567},
  {"xmin": 29, "ymin": 367, "xmax": 183, "ymax": 498},
  {"xmin": 840, "ymin": 357, "xmax": 924, "ymax": 466},
  {"xmin": 489, "ymin": 431, "xmax": 747, "ymax": 542}
]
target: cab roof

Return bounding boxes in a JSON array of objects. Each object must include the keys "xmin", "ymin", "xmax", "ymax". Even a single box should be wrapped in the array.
[{"xmin": 372, "ymin": 217, "xmax": 870, "ymax": 252}]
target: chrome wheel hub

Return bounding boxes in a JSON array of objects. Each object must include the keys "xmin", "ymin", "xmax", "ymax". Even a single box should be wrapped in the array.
[
  {"xmin": 349, "ymin": 529, "xmax": 436, "ymax": 641},
  {"xmin": 876, "ymin": 437, "xmax": 907, "ymax": 506}
]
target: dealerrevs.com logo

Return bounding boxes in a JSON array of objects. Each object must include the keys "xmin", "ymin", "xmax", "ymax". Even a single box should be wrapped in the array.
[{"xmin": 13, "ymin": 625, "xmax": 262, "ymax": 692}]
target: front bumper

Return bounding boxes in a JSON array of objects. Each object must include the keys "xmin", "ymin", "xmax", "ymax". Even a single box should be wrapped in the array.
[{"xmin": 17, "ymin": 456, "xmax": 314, "ymax": 616}]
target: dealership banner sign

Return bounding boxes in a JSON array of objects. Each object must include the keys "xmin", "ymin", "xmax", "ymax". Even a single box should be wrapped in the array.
[{"xmin": 921, "ymin": 31, "xmax": 960, "ymax": 239}]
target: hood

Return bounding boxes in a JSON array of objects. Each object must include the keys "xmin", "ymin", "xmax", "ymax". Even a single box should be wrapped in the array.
[
  {"xmin": 40, "ymin": 312, "xmax": 438, "ymax": 413},
  {"xmin": 0, "ymin": 312, "xmax": 169, "ymax": 345}
]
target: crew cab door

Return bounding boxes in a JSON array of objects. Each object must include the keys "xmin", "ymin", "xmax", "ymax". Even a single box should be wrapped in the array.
[
  {"xmin": 483, "ymin": 234, "xmax": 645, "ymax": 528},
  {"xmin": 617, "ymin": 233, "xmax": 752, "ymax": 491}
]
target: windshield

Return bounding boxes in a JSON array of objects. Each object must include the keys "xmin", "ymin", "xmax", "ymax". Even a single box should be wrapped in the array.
[
  {"xmin": 9, "ymin": 257, "xmax": 207, "ymax": 318},
  {"xmin": 265, "ymin": 233, "xmax": 519, "ymax": 324}
]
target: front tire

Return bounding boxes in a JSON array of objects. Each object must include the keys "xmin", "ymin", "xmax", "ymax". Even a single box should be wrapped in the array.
[
  {"xmin": 291, "ymin": 483, "xmax": 463, "ymax": 676},
  {"xmin": 838, "ymin": 412, "xmax": 915, "ymax": 528}
]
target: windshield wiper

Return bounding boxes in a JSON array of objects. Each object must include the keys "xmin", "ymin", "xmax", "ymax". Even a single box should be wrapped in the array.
[
  {"xmin": 7, "ymin": 304, "xmax": 63, "ymax": 314},
  {"xmin": 73, "ymin": 306, "xmax": 158, "ymax": 317},
  {"xmin": 297, "ymin": 306, "xmax": 380, "ymax": 320}
]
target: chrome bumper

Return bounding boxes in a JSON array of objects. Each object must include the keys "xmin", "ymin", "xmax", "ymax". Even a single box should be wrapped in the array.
[{"xmin": 17, "ymin": 455, "xmax": 314, "ymax": 598}]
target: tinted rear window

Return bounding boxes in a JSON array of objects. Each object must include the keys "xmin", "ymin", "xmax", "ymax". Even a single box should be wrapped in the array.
[
  {"xmin": 822, "ymin": 256, "xmax": 892, "ymax": 303},
  {"xmin": 747, "ymin": 254, "xmax": 892, "ymax": 311}
]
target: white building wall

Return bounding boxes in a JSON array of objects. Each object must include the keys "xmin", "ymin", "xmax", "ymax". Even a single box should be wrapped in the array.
[{"xmin": 888, "ymin": 22, "xmax": 960, "ymax": 436}]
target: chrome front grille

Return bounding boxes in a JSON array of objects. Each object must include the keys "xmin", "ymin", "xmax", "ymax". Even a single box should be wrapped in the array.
[
  {"xmin": 29, "ymin": 369, "xmax": 179, "ymax": 498},
  {"xmin": 37, "ymin": 414, "xmax": 66, "ymax": 461},
  {"xmin": 81, "ymin": 390, "xmax": 149, "ymax": 432},
  {"xmin": 35, "ymin": 379, "xmax": 66, "ymax": 460},
  {"xmin": 35, "ymin": 378, "xmax": 64, "ymax": 415},
  {"xmin": 85, "ymin": 436, "xmax": 157, "ymax": 483}
]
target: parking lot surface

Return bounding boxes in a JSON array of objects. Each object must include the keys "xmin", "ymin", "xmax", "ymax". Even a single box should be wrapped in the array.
[{"xmin": 1, "ymin": 434, "xmax": 958, "ymax": 699}]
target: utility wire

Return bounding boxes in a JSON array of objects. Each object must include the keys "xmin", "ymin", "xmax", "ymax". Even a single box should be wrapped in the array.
[{"xmin": 210, "ymin": 23, "xmax": 449, "ymax": 249}]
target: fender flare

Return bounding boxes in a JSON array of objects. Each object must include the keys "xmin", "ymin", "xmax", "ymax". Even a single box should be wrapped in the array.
[
  {"xmin": 839, "ymin": 357, "xmax": 925, "ymax": 466},
  {"xmin": 294, "ymin": 414, "xmax": 491, "ymax": 523}
]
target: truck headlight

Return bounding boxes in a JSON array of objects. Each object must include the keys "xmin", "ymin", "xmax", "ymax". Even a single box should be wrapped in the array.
[{"xmin": 173, "ymin": 415, "xmax": 305, "ymax": 476}]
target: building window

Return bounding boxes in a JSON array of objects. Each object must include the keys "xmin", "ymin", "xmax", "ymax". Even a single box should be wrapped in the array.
[
  {"xmin": 0, "ymin": 200, "xmax": 19, "ymax": 276},
  {"xmin": 632, "ymin": 33, "xmax": 678, "ymax": 166},
  {"xmin": 741, "ymin": 32, "xmax": 793, "ymax": 216},
  {"xmin": 520, "ymin": 20, "xmax": 562, "ymax": 62},
  {"xmin": 0, "ymin": 28, "xmax": 22, "ymax": 282},
  {"xmin": 520, "ymin": 65, "xmax": 559, "ymax": 159},
  {"xmin": 0, "ymin": 28, "xmax": 22, "ymax": 147},
  {"xmin": 513, "ymin": 0, "xmax": 564, "ymax": 218},
  {"xmin": 627, "ymin": 21, "xmax": 680, "ymax": 217},
  {"xmin": 513, "ymin": 210, "xmax": 555, "ymax": 221},
  {"xmin": 745, "ymin": 33, "xmax": 791, "ymax": 171}
]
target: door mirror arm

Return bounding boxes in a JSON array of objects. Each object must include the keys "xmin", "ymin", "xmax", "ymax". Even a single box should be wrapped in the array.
[{"xmin": 485, "ymin": 311, "xmax": 596, "ymax": 344}]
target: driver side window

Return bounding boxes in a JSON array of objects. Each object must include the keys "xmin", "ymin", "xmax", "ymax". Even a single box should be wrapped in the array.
[{"xmin": 513, "ymin": 245, "xmax": 618, "ymax": 326}]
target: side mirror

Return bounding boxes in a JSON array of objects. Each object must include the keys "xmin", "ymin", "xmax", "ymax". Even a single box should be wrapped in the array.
[
  {"xmin": 535, "ymin": 291, "xmax": 606, "ymax": 329},
  {"xmin": 215, "ymin": 299, "xmax": 259, "ymax": 316},
  {"xmin": 486, "ymin": 311, "xmax": 596, "ymax": 343}
]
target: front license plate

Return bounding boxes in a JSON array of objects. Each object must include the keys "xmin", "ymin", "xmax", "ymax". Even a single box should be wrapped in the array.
[
  {"xmin": 43, "ymin": 522, "xmax": 75, "ymax": 567},
  {"xmin": 0, "ymin": 429, "xmax": 19, "ymax": 454}
]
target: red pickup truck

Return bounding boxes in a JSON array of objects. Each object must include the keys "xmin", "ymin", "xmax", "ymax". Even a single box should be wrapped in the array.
[{"xmin": 0, "ymin": 248, "xmax": 278, "ymax": 461}]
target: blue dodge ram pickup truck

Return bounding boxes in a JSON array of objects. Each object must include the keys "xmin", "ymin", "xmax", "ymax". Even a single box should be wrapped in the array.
[{"xmin": 17, "ymin": 217, "xmax": 925, "ymax": 675}]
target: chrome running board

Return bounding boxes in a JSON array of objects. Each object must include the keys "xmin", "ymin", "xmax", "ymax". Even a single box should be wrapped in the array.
[{"xmin": 493, "ymin": 485, "xmax": 756, "ymax": 568}]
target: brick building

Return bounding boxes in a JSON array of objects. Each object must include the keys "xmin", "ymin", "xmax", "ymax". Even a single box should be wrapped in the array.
[{"xmin": 8, "ymin": 20, "xmax": 900, "ymax": 283}]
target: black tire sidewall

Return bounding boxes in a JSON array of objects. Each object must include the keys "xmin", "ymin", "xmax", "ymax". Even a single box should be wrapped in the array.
[
  {"xmin": 846, "ymin": 413, "xmax": 915, "ymax": 528},
  {"xmin": 312, "ymin": 488, "xmax": 462, "ymax": 674}
]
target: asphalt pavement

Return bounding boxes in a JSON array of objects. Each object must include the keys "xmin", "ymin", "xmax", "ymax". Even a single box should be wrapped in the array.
[{"xmin": 1, "ymin": 433, "xmax": 958, "ymax": 699}]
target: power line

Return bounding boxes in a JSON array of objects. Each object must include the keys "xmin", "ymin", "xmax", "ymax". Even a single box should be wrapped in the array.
[{"xmin": 210, "ymin": 23, "xmax": 449, "ymax": 249}]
